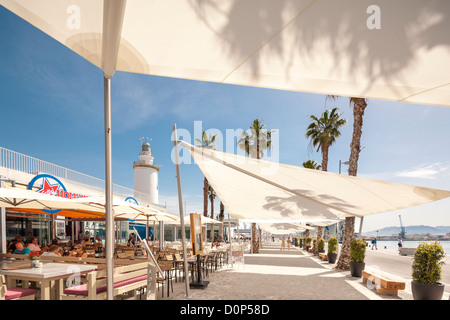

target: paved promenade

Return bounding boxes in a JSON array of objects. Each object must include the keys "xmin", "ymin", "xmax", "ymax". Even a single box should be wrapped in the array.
[{"xmin": 161, "ymin": 242, "xmax": 440, "ymax": 300}]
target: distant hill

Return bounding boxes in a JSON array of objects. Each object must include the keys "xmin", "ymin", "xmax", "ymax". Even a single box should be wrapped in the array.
[{"xmin": 364, "ymin": 225, "xmax": 450, "ymax": 236}]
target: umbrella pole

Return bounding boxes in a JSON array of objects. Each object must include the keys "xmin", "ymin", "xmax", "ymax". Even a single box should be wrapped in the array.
[
  {"xmin": 104, "ymin": 75, "xmax": 114, "ymax": 301},
  {"xmin": 0, "ymin": 178, "xmax": 6, "ymax": 253},
  {"xmin": 227, "ymin": 216, "xmax": 233, "ymax": 267},
  {"xmin": 358, "ymin": 217, "xmax": 364, "ymax": 239},
  {"xmin": 172, "ymin": 124, "xmax": 190, "ymax": 298}
]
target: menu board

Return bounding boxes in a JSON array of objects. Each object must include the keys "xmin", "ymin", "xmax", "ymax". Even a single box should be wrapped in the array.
[{"xmin": 190, "ymin": 213, "xmax": 203, "ymax": 255}]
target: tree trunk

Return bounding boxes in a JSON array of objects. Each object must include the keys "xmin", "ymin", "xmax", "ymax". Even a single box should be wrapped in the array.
[
  {"xmin": 348, "ymin": 98, "xmax": 366, "ymax": 176},
  {"xmin": 313, "ymin": 226, "xmax": 323, "ymax": 255},
  {"xmin": 251, "ymin": 151, "xmax": 261, "ymax": 253},
  {"xmin": 218, "ymin": 201, "xmax": 224, "ymax": 241},
  {"xmin": 209, "ymin": 193, "xmax": 215, "ymax": 241},
  {"xmin": 336, "ymin": 217, "xmax": 355, "ymax": 270},
  {"xmin": 203, "ymin": 177, "xmax": 209, "ymax": 217},
  {"xmin": 210, "ymin": 194, "xmax": 214, "ymax": 220},
  {"xmin": 336, "ymin": 98, "xmax": 367, "ymax": 270},
  {"xmin": 252, "ymin": 223, "xmax": 259, "ymax": 253},
  {"xmin": 321, "ymin": 144, "xmax": 330, "ymax": 172}
]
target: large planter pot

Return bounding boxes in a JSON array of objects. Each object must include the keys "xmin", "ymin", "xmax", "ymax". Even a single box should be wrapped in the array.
[
  {"xmin": 327, "ymin": 253, "xmax": 337, "ymax": 264},
  {"xmin": 411, "ymin": 281, "xmax": 445, "ymax": 300},
  {"xmin": 305, "ymin": 246, "xmax": 311, "ymax": 252},
  {"xmin": 349, "ymin": 261, "xmax": 365, "ymax": 277}
]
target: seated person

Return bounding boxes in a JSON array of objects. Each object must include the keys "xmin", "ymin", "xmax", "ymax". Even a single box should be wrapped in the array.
[
  {"xmin": 27, "ymin": 237, "xmax": 41, "ymax": 252},
  {"xmin": 8, "ymin": 236, "xmax": 23, "ymax": 253},
  {"xmin": 68, "ymin": 244, "xmax": 88, "ymax": 258},
  {"xmin": 211, "ymin": 241, "xmax": 220, "ymax": 248},
  {"xmin": 13, "ymin": 242, "xmax": 31, "ymax": 255},
  {"xmin": 41, "ymin": 245, "xmax": 62, "ymax": 257},
  {"xmin": 81, "ymin": 237, "xmax": 91, "ymax": 245},
  {"xmin": 127, "ymin": 233, "xmax": 136, "ymax": 247}
]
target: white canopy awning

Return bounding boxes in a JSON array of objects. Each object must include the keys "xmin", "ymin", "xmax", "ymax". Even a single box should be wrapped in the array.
[
  {"xmin": 164, "ymin": 215, "xmax": 223, "ymax": 226},
  {"xmin": 259, "ymin": 223, "xmax": 316, "ymax": 235},
  {"xmin": 1, "ymin": 0, "xmax": 450, "ymax": 107},
  {"xmin": 180, "ymin": 141, "xmax": 450, "ymax": 221}
]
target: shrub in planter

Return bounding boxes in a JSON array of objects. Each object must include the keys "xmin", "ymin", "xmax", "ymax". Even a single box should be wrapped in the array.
[
  {"xmin": 350, "ymin": 239, "xmax": 366, "ymax": 277},
  {"xmin": 327, "ymin": 237, "xmax": 338, "ymax": 264},
  {"xmin": 299, "ymin": 238, "xmax": 303, "ymax": 248},
  {"xmin": 411, "ymin": 241, "xmax": 446, "ymax": 300},
  {"xmin": 305, "ymin": 237, "xmax": 312, "ymax": 251},
  {"xmin": 294, "ymin": 237, "xmax": 298, "ymax": 247},
  {"xmin": 318, "ymin": 238, "xmax": 325, "ymax": 253}
]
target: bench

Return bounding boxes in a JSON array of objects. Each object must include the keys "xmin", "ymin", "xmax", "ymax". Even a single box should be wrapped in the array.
[
  {"xmin": 399, "ymin": 247, "xmax": 416, "ymax": 256},
  {"xmin": 0, "ymin": 253, "xmax": 31, "ymax": 260},
  {"xmin": 60, "ymin": 261, "xmax": 156, "ymax": 300},
  {"xmin": 0, "ymin": 275, "xmax": 36, "ymax": 300},
  {"xmin": 319, "ymin": 253, "xmax": 328, "ymax": 261},
  {"xmin": 362, "ymin": 269, "xmax": 406, "ymax": 296}
]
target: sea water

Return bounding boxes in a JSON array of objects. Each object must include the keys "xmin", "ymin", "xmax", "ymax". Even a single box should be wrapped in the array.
[{"xmin": 368, "ymin": 240, "xmax": 450, "ymax": 254}]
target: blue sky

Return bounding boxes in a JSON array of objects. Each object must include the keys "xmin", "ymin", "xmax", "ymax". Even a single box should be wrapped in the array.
[{"xmin": 1, "ymin": 6, "xmax": 449, "ymax": 233}]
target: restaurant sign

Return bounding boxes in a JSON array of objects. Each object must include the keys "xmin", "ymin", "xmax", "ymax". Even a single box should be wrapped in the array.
[{"xmin": 28, "ymin": 174, "xmax": 87, "ymax": 213}]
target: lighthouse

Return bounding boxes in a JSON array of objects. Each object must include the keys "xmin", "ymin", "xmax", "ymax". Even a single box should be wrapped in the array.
[{"xmin": 133, "ymin": 139, "xmax": 159, "ymax": 204}]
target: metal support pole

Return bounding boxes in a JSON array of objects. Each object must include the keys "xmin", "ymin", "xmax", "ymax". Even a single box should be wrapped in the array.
[
  {"xmin": 104, "ymin": 75, "xmax": 114, "ymax": 301},
  {"xmin": 336, "ymin": 221, "xmax": 341, "ymax": 257},
  {"xmin": 172, "ymin": 124, "xmax": 190, "ymax": 298},
  {"xmin": 159, "ymin": 222, "xmax": 164, "ymax": 251},
  {"xmin": 227, "ymin": 217, "xmax": 233, "ymax": 266},
  {"xmin": 0, "ymin": 177, "xmax": 6, "ymax": 254},
  {"xmin": 358, "ymin": 217, "xmax": 364, "ymax": 239}
]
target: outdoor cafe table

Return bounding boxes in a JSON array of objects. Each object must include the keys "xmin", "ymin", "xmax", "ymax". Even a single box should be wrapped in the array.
[{"xmin": 0, "ymin": 262, "xmax": 97, "ymax": 300}]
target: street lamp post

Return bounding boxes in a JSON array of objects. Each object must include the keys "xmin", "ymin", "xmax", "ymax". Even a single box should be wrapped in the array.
[{"xmin": 339, "ymin": 160, "xmax": 350, "ymax": 174}]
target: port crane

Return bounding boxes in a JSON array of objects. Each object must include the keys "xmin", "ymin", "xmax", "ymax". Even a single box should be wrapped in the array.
[{"xmin": 399, "ymin": 215, "xmax": 406, "ymax": 239}]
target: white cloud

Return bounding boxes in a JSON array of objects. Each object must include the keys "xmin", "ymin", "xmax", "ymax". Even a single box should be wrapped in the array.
[{"xmin": 394, "ymin": 163, "xmax": 449, "ymax": 180}]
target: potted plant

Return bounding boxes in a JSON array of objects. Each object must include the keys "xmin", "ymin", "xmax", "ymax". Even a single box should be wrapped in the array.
[
  {"xmin": 305, "ymin": 237, "xmax": 312, "ymax": 251},
  {"xmin": 318, "ymin": 238, "xmax": 325, "ymax": 254},
  {"xmin": 327, "ymin": 237, "xmax": 338, "ymax": 264},
  {"xmin": 29, "ymin": 252, "xmax": 40, "ymax": 267},
  {"xmin": 411, "ymin": 241, "xmax": 446, "ymax": 300},
  {"xmin": 299, "ymin": 238, "xmax": 303, "ymax": 248},
  {"xmin": 349, "ymin": 239, "xmax": 366, "ymax": 277}
]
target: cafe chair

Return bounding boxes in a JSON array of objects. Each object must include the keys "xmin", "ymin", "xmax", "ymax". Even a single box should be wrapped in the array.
[{"xmin": 156, "ymin": 260, "xmax": 174, "ymax": 298}]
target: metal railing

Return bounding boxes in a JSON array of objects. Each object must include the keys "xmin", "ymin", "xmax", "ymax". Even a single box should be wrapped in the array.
[{"xmin": 0, "ymin": 146, "xmax": 165, "ymax": 208}]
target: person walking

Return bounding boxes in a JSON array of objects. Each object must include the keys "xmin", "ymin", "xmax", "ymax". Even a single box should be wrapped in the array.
[
  {"xmin": 397, "ymin": 238, "xmax": 403, "ymax": 249},
  {"xmin": 280, "ymin": 237, "xmax": 286, "ymax": 251},
  {"xmin": 371, "ymin": 238, "xmax": 377, "ymax": 250},
  {"xmin": 287, "ymin": 237, "xmax": 291, "ymax": 251}
]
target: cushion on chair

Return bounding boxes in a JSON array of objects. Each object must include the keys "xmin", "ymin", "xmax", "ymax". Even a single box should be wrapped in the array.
[
  {"xmin": 5, "ymin": 287, "xmax": 36, "ymax": 300},
  {"xmin": 64, "ymin": 274, "xmax": 148, "ymax": 296}
]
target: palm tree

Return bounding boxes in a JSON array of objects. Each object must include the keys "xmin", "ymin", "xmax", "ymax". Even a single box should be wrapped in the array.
[
  {"xmin": 326, "ymin": 96, "xmax": 368, "ymax": 271},
  {"xmin": 302, "ymin": 160, "xmax": 322, "ymax": 170},
  {"xmin": 237, "ymin": 119, "xmax": 273, "ymax": 253},
  {"xmin": 306, "ymin": 107, "xmax": 346, "ymax": 254},
  {"xmin": 195, "ymin": 131, "xmax": 217, "ymax": 218},
  {"xmin": 237, "ymin": 119, "xmax": 273, "ymax": 160},
  {"xmin": 305, "ymin": 107, "xmax": 347, "ymax": 172}
]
